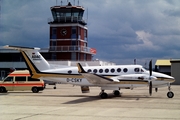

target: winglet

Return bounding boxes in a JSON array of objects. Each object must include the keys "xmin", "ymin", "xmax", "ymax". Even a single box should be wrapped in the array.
[{"xmin": 77, "ymin": 63, "xmax": 87, "ymax": 73}]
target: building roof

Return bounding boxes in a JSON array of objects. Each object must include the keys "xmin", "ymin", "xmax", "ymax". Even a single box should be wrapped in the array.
[
  {"xmin": 155, "ymin": 59, "xmax": 171, "ymax": 66},
  {"xmin": 170, "ymin": 59, "xmax": 180, "ymax": 63}
]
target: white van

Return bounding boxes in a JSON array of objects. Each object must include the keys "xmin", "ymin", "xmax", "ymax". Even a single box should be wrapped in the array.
[{"xmin": 0, "ymin": 70, "xmax": 44, "ymax": 93}]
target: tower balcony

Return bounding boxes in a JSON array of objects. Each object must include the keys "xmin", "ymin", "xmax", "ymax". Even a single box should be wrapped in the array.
[{"xmin": 49, "ymin": 46, "xmax": 96, "ymax": 55}]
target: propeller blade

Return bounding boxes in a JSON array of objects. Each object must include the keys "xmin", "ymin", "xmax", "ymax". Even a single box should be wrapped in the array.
[
  {"xmin": 149, "ymin": 60, "xmax": 152, "ymax": 76},
  {"xmin": 149, "ymin": 81, "xmax": 152, "ymax": 96}
]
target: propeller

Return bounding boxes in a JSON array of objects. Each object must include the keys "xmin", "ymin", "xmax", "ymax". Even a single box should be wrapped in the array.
[{"xmin": 149, "ymin": 60, "xmax": 152, "ymax": 96}]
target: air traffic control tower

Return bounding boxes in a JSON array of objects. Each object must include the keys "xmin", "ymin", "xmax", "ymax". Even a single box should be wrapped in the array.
[{"xmin": 48, "ymin": 2, "xmax": 96, "ymax": 61}]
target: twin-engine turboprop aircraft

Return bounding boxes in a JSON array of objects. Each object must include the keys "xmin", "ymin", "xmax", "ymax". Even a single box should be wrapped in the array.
[{"xmin": 4, "ymin": 45, "xmax": 175, "ymax": 98}]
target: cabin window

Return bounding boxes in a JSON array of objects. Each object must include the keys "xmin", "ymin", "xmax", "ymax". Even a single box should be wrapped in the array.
[
  {"xmin": 93, "ymin": 69, "xmax": 97, "ymax": 73},
  {"xmin": 105, "ymin": 69, "xmax": 109, "ymax": 73},
  {"xmin": 15, "ymin": 77, "xmax": 26, "ymax": 82},
  {"xmin": 123, "ymin": 68, "xmax": 128, "ymax": 73},
  {"xmin": 68, "ymin": 70, "xmax": 72, "ymax": 74},
  {"xmin": 111, "ymin": 68, "xmax": 115, "ymax": 73},
  {"xmin": 134, "ymin": 68, "xmax": 139, "ymax": 72},
  {"xmin": 87, "ymin": 69, "xmax": 92, "ymax": 73},
  {"xmin": 117, "ymin": 68, "xmax": 121, "ymax": 72},
  {"xmin": 99, "ymin": 69, "xmax": 103, "ymax": 73}
]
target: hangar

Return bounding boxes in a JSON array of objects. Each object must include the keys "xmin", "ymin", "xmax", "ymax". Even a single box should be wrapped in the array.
[
  {"xmin": 170, "ymin": 59, "xmax": 180, "ymax": 85},
  {"xmin": 155, "ymin": 59, "xmax": 180, "ymax": 85}
]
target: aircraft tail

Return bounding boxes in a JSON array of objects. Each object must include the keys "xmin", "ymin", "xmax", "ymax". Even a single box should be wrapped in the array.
[{"xmin": 4, "ymin": 45, "xmax": 50, "ymax": 71}]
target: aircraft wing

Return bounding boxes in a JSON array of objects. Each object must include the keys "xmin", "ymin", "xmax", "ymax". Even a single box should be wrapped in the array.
[
  {"xmin": 77, "ymin": 63, "xmax": 119, "ymax": 84},
  {"xmin": 77, "ymin": 63, "xmax": 153, "ymax": 85}
]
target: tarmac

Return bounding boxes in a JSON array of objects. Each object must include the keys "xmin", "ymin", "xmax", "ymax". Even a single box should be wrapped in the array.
[{"xmin": 0, "ymin": 84, "xmax": 180, "ymax": 120}]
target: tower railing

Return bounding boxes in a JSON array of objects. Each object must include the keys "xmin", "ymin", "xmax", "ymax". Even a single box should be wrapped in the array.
[{"xmin": 49, "ymin": 46, "xmax": 96, "ymax": 54}]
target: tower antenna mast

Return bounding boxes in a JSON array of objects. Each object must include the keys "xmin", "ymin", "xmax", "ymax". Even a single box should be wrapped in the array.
[{"xmin": 0, "ymin": 0, "xmax": 1, "ymax": 21}]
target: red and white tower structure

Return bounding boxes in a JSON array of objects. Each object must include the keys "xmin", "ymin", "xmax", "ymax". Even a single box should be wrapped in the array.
[{"xmin": 48, "ymin": 2, "xmax": 96, "ymax": 61}]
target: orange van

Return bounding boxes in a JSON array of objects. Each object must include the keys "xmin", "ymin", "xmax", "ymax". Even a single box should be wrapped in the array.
[{"xmin": 0, "ymin": 70, "xmax": 44, "ymax": 93}]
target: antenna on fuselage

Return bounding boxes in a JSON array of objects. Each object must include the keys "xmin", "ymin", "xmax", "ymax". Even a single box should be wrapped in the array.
[{"xmin": 134, "ymin": 59, "xmax": 136, "ymax": 65}]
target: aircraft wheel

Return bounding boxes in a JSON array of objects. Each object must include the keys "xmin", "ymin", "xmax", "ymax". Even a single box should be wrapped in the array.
[
  {"xmin": 100, "ymin": 92, "xmax": 108, "ymax": 99},
  {"xmin": 53, "ymin": 86, "xmax": 56, "ymax": 89},
  {"xmin": 155, "ymin": 88, "xmax": 158, "ymax": 92},
  {"xmin": 113, "ymin": 90, "xmax": 120, "ymax": 96},
  {"xmin": 167, "ymin": 91, "xmax": 174, "ymax": 98}
]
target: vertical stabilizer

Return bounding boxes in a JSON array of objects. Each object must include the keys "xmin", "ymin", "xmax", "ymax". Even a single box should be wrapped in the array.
[{"xmin": 4, "ymin": 45, "xmax": 50, "ymax": 71}]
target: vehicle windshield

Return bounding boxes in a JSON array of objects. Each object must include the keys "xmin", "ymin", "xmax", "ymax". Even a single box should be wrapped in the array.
[{"xmin": 3, "ymin": 77, "xmax": 13, "ymax": 82}]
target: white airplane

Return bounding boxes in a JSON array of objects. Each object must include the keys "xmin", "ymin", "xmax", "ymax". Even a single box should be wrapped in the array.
[{"xmin": 4, "ymin": 45, "xmax": 175, "ymax": 98}]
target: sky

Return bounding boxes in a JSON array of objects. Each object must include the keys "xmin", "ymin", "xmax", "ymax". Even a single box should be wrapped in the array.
[{"xmin": 0, "ymin": 0, "xmax": 180, "ymax": 66}]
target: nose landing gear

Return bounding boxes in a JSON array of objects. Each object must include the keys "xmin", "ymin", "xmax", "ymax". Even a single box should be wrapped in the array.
[{"xmin": 167, "ymin": 83, "xmax": 174, "ymax": 98}]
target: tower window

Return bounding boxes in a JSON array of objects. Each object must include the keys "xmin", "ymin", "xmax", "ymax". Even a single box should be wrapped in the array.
[
  {"xmin": 84, "ymin": 29, "xmax": 87, "ymax": 41},
  {"xmin": 51, "ymin": 28, "xmax": 57, "ymax": 39},
  {"xmin": 71, "ymin": 27, "xmax": 77, "ymax": 39}
]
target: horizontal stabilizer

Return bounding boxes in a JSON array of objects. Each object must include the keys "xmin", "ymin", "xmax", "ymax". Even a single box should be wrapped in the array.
[{"xmin": 3, "ymin": 45, "xmax": 40, "ymax": 50}]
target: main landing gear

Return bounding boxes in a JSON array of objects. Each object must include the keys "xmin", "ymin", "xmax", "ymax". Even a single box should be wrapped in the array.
[
  {"xmin": 167, "ymin": 83, "xmax": 174, "ymax": 98},
  {"xmin": 99, "ymin": 90, "xmax": 121, "ymax": 99}
]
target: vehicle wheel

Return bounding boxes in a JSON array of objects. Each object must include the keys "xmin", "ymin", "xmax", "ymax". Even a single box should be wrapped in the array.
[
  {"xmin": 100, "ymin": 92, "xmax": 108, "ymax": 99},
  {"xmin": 113, "ymin": 90, "xmax": 120, "ymax": 96},
  {"xmin": 32, "ymin": 87, "xmax": 39, "ymax": 93},
  {"xmin": 44, "ymin": 84, "xmax": 46, "ymax": 89},
  {"xmin": 53, "ymin": 86, "xmax": 56, "ymax": 89},
  {"xmin": 167, "ymin": 91, "xmax": 174, "ymax": 98},
  {"xmin": 0, "ymin": 87, "xmax": 6, "ymax": 93}
]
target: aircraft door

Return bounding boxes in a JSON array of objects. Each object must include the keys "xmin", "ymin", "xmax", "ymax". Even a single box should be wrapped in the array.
[{"xmin": 3, "ymin": 77, "xmax": 14, "ymax": 91}]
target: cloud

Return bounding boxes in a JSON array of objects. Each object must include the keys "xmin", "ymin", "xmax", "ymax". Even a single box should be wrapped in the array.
[{"xmin": 0, "ymin": 0, "xmax": 180, "ymax": 65}]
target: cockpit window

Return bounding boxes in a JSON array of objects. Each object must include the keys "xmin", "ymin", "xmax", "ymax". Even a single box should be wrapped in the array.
[
  {"xmin": 134, "ymin": 68, "xmax": 139, "ymax": 72},
  {"xmin": 141, "ymin": 68, "xmax": 146, "ymax": 72}
]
